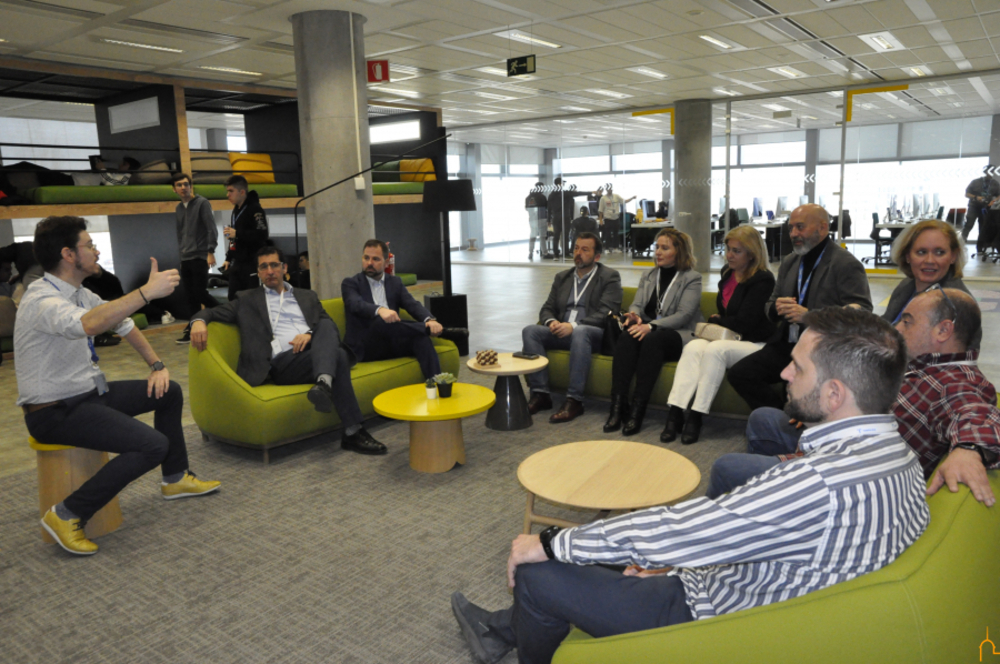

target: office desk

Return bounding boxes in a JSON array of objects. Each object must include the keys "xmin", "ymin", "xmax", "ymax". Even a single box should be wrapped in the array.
[
  {"xmin": 631, "ymin": 220, "xmax": 673, "ymax": 257},
  {"xmin": 752, "ymin": 222, "xmax": 785, "ymax": 261}
]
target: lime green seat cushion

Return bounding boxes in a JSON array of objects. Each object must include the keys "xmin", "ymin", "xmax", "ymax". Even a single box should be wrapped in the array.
[
  {"xmin": 396, "ymin": 273, "xmax": 417, "ymax": 286},
  {"xmin": 26, "ymin": 183, "xmax": 297, "ymax": 205},
  {"xmin": 193, "ymin": 184, "xmax": 298, "ymax": 199},
  {"xmin": 188, "ymin": 296, "xmax": 459, "ymax": 448},
  {"xmin": 130, "ymin": 313, "xmax": 148, "ymax": 330},
  {"xmin": 372, "ymin": 182, "xmax": 424, "ymax": 196},
  {"xmin": 553, "ymin": 472, "xmax": 1000, "ymax": 663},
  {"xmin": 546, "ymin": 287, "xmax": 781, "ymax": 415}
]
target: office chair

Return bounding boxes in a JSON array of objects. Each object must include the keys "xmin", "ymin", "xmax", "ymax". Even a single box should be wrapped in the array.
[
  {"xmin": 936, "ymin": 206, "xmax": 944, "ymax": 220},
  {"xmin": 863, "ymin": 212, "xmax": 892, "ymax": 265},
  {"xmin": 736, "ymin": 208, "xmax": 750, "ymax": 225}
]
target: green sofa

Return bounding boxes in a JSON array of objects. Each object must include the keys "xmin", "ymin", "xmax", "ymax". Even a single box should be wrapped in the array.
[
  {"xmin": 188, "ymin": 297, "xmax": 459, "ymax": 462},
  {"xmin": 553, "ymin": 472, "xmax": 1000, "ymax": 663},
  {"xmin": 25, "ymin": 183, "xmax": 298, "ymax": 205},
  {"xmin": 546, "ymin": 288, "xmax": 781, "ymax": 417}
]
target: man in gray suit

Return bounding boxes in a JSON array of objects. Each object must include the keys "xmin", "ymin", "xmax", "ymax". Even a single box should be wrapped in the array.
[
  {"xmin": 189, "ymin": 246, "xmax": 385, "ymax": 455},
  {"xmin": 727, "ymin": 204, "xmax": 872, "ymax": 411},
  {"xmin": 523, "ymin": 232, "xmax": 623, "ymax": 423}
]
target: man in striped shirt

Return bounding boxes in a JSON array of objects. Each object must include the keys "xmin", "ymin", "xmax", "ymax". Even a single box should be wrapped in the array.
[{"xmin": 451, "ymin": 308, "xmax": 929, "ymax": 664}]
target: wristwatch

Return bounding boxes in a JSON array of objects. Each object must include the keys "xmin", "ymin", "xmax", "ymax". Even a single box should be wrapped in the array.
[
  {"xmin": 150, "ymin": 361, "xmax": 166, "ymax": 372},
  {"xmin": 955, "ymin": 443, "xmax": 999, "ymax": 467},
  {"xmin": 538, "ymin": 526, "xmax": 562, "ymax": 560}
]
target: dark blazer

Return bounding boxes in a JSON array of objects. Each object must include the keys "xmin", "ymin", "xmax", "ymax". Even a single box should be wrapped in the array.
[
  {"xmin": 341, "ymin": 272, "xmax": 434, "ymax": 362},
  {"xmin": 766, "ymin": 239, "xmax": 872, "ymax": 343},
  {"xmin": 538, "ymin": 262, "xmax": 622, "ymax": 328},
  {"xmin": 882, "ymin": 274, "xmax": 980, "ymax": 349},
  {"xmin": 192, "ymin": 285, "xmax": 342, "ymax": 387},
  {"xmin": 713, "ymin": 268, "xmax": 776, "ymax": 343}
]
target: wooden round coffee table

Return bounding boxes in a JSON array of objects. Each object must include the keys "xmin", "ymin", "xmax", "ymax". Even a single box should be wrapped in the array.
[
  {"xmin": 373, "ymin": 383, "xmax": 495, "ymax": 473},
  {"xmin": 517, "ymin": 440, "xmax": 701, "ymax": 533},
  {"xmin": 466, "ymin": 352, "xmax": 549, "ymax": 431}
]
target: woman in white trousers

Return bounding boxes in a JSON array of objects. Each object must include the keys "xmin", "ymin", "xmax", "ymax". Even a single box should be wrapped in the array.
[{"xmin": 664, "ymin": 225, "xmax": 776, "ymax": 444}]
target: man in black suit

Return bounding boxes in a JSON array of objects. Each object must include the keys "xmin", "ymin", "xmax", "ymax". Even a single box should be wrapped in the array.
[
  {"xmin": 189, "ymin": 246, "xmax": 385, "ymax": 455},
  {"xmin": 341, "ymin": 239, "xmax": 446, "ymax": 380}
]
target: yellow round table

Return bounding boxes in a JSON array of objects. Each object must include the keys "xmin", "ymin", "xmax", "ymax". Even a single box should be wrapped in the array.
[
  {"xmin": 517, "ymin": 440, "xmax": 701, "ymax": 533},
  {"xmin": 373, "ymin": 383, "xmax": 496, "ymax": 473}
]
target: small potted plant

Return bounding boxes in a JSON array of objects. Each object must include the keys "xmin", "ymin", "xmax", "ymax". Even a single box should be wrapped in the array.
[
  {"xmin": 425, "ymin": 378, "xmax": 438, "ymax": 400},
  {"xmin": 433, "ymin": 372, "xmax": 457, "ymax": 398}
]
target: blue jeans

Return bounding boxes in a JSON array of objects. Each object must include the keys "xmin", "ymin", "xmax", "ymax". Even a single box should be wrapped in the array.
[
  {"xmin": 705, "ymin": 408, "xmax": 801, "ymax": 499},
  {"xmin": 485, "ymin": 561, "xmax": 693, "ymax": 664},
  {"xmin": 523, "ymin": 324, "xmax": 603, "ymax": 402}
]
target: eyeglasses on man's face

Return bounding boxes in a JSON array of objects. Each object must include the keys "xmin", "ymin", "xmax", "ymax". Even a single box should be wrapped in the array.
[
  {"xmin": 76, "ymin": 241, "xmax": 97, "ymax": 252},
  {"xmin": 258, "ymin": 262, "xmax": 284, "ymax": 272}
]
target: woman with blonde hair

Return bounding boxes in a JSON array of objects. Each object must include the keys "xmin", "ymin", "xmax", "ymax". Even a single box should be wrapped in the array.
[
  {"xmin": 662, "ymin": 225, "xmax": 776, "ymax": 444},
  {"xmin": 884, "ymin": 219, "xmax": 979, "ymax": 348},
  {"xmin": 604, "ymin": 228, "xmax": 703, "ymax": 436}
]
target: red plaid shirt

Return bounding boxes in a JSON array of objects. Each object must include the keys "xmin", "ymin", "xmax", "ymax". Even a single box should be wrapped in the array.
[{"xmin": 778, "ymin": 350, "xmax": 1000, "ymax": 478}]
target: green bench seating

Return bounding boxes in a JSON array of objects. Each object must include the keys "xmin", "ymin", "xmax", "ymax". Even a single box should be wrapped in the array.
[
  {"xmin": 23, "ymin": 182, "xmax": 421, "ymax": 205},
  {"xmin": 546, "ymin": 287, "xmax": 781, "ymax": 416},
  {"xmin": 553, "ymin": 471, "xmax": 1000, "ymax": 663},
  {"xmin": 188, "ymin": 296, "xmax": 459, "ymax": 462}
]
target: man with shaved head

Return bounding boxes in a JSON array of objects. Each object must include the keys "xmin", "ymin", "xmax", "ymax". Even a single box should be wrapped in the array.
[
  {"xmin": 727, "ymin": 204, "xmax": 872, "ymax": 411},
  {"xmin": 711, "ymin": 287, "xmax": 999, "ymax": 507}
]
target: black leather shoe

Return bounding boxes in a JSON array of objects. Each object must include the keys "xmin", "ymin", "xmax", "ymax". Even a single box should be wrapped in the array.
[
  {"xmin": 307, "ymin": 381, "xmax": 334, "ymax": 413},
  {"xmin": 660, "ymin": 406, "xmax": 685, "ymax": 443},
  {"xmin": 342, "ymin": 428, "xmax": 387, "ymax": 455},
  {"xmin": 451, "ymin": 592, "xmax": 513, "ymax": 664},
  {"xmin": 438, "ymin": 327, "xmax": 470, "ymax": 344},
  {"xmin": 622, "ymin": 402, "xmax": 647, "ymax": 436},
  {"xmin": 527, "ymin": 392, "xmax": 553, "ymax": 415},
  {"xmin": 681, "ymin": 411, "xmax": 703, "ymax": 445},
  {"xmin": 603, "ymin": 393, "xmax": 629, "ymax": 433}
]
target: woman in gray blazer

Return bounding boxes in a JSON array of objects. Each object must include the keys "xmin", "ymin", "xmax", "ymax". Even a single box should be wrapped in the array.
[{"xmin": 604, "ymin": 228, "xmax": 703, "ymax": 436}]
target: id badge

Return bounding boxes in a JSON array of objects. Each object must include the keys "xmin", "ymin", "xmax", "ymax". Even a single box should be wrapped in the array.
[
  {"xmin": 788, "ymin": 323, "xmax": 800, "ymax": 343},
  {"xmin": 568, "ymin": 310, "xmax": 578, "ymax": 324},
  {"xmin": 271, "ymin": 338, "xmax": 284, "ymax": 356},
  {"xmin": 94, "ymin": 371, "xmax": 109, "ymax": 395}
]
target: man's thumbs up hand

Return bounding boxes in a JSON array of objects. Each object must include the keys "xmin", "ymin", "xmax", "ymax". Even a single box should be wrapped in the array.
[{"xmin": 144, "ymin": 257, "xmax": 180, "ymax": 300}]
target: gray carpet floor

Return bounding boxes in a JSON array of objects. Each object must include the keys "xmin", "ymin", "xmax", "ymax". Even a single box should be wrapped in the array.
[{"xmin": 2, "ymin": 373, "xmax": 748, "ymax": 664}]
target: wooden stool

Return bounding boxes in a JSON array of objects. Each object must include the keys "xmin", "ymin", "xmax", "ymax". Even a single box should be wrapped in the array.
[{"xmin": 30, "ymin": 437, "xmax": 123, "ymax": 543}]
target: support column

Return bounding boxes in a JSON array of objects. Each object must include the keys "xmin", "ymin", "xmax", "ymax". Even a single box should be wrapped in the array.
[
  {"xmin": 460, "ymin": 143, "xmax": 483, "ymax": 250},
  {"xmin": 206, "ymin": 128, "xmax": 228, "ymax": 151},
  {"xmin": 990, "ymin": 115, "xmax": 1000, "ymax": 166},
  {"xmin": 673, "ymin": 99, "xmax": 712, "ymax": 270},
  {"xmin": 661, "ymin": 139, "xmax": 674, "ymax": 213},
  {"xmin": 804, "ymin": 128, "xmax": 818, "ymax": 204},
  {"xmin": 291, "ymin": 10, "xmax": 373, "ymax": 299}
]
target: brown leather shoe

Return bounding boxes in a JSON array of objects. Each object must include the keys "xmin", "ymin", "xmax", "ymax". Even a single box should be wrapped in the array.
[
  {"xmin": 527, "ymin": 392, "xmax": 553, "ymax": 415},
  {"xmin": 549, "ymin": 398, "xmax": 584, "ymax": 423}
]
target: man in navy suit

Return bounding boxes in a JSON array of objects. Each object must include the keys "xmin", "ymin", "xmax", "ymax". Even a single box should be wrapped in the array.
[{"xmin": 341, "ymin": 239, "xmax": 443, "ymax": 380}]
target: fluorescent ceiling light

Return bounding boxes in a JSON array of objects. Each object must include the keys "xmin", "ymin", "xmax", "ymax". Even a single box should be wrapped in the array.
[
  {"xmin": 631, "ymin": 116, "xmax": 660, "ymax": 123},
  {"xmin": 827, "ymin": 91, "xmax": 843, "ymax": 97},
  {"xmin": 627, "ymin": 67, "xmax": 667, "ymax": 79},
  {"xmin": 700, "ymin": 35, "xmax": 734, "ymax": 50},
  {"xmin": 713, "ymin": 87, "xmax": 741, "ymax": 97},
  {"xmin": 495, "ymin": 84, "xmax": 537, "ymax": 94},
  {"xmin": 370, "ymin": 86, "xmax": 420, "ymax": 98},
  {"xmin": 561, "ymin": 106, "xmax": 591, "ymax": 112},
  {"xmin": 588, "ymin": 89, "xmax": 633, "ymax": 99},
  {"xmin": 460, "ymin": 109, "xmax": 498, "ymax": 115},
  {"xmin": 769, "ymin": 66, "xmax": 806, "ymax": 78},
  {"xmin": 859, "ymin": 31, "xmax": 903, "ymax": 52},
  {"xmin": 801, "ymin": 115, "xmax": 818, "ymax": 120},
  {"xmin": 928, "ymin": 87, "xmax": 953, "ymax": 96},
  {"xmin": 858, "ymin": 102, "xmax": 877, "ymax": 110},
  {"xmin": 99, "ymin": 38, "xmax": 183, "ymax": 53},
  {"xmin": 473, "ymin": 91, "xmax": 514, "ymax": 101},
  {"xmin": 762, "ymin": 103, "xmax": 790, "ymax": 111},
  {"xmin": 906, "ymin": 66, "xmax": 932, "ymax": 77},
  {"xmin": 554, "ymin": 119, "xmax": 575, "ymax": 123},
  {"xmin": 951, "ymin": 102, "xmax": 964, "ymax": 107},
  {"xmin": 476, "ymin": 67, "xmax": 508, "ymax": 76},
  {"xmin": 493, "ymin": 30, "xmax": 561, "ymax": 49},
  {"xmin": 64, "ymin": 102, "xmax": 93, "ymax": 106},
  {"xmin": 200, "ymin": 66, "xmax": 261, "ymax": 76}
]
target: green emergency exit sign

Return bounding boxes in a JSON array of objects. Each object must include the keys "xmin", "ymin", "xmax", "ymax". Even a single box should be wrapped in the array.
[{"xmin": 507, "ymin": 55, "xmax": 536, "ymax": 77}]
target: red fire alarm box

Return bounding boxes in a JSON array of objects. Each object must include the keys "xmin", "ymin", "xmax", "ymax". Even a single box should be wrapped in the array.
[{"xmin": 367, "ymin": 60, "xmax": 389, "ymax": 83}]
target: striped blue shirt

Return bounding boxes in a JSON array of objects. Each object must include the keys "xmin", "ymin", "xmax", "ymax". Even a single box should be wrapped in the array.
[{"xmin": 550, "ymin": 415, "xmax": 930, "ymax": 620}]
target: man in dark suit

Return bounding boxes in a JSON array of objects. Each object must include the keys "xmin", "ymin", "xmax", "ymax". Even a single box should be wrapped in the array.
[
  {"xmin": 341, "ymin": 239, "xmax": 447, "ymax": 380},
  {"xmin": 189, "ymin": 246, "xmax": 385, "ymax": 456},
  {"xmin": 523, "ymin": 232, "xmax": 623, "ymax": 423},
  {"xmin": 727, "ymin": 204, "xmax": 872, "ymax": 411}
]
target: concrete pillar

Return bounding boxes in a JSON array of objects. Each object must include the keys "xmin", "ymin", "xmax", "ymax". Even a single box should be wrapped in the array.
[
  {"xmin": 673, "ymin": 99, "xmax": 712, "ymax": 270},
  {"xmin": 206, "ymin": 128, "xmax": 228, "ymax": 151},
  {"xmin": 291, "ymin": 10, "xmax": 373, "ymax": 299},
  {"xmin": 660, "ymin": 139, "xmax": 674, "ymax": 212},
  {"xmin": 460, "ymin": 143, "xmax": 483, "ymax": 250},
  {"xmin": 804, "ymin": 128, "xmax": 818, "ymax": 204},
  {"xmin": 990, "ymin": 115, "xmax": 1000, "ymax": 166}
]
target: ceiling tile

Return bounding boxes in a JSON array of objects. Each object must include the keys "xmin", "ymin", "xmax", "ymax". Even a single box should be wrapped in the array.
[{"xmin": 861, "ymin": 0, "xmax": 919, "ymax": 30}]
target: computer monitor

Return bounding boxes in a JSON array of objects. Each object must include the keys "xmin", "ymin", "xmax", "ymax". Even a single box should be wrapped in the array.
[
  {"xmin": 719, "ymin": 197, "xmax": 727, "ymax": 217},
  {"xmin": 640, "ymin": 199, "xmax": 656, "ymax": 217},
  {"xmin": 932, "ymin": 193, "xmax": 940, "ymax": 214},
  {"xmin": 775, "ymin": 196, "xmax": 788, "ymax": 216},
  {"xmin": 752, "ymin": 197, "xmax": 763, "ymax": 218},
  {"xmin": 587, "ymin": 200, "xmax": 599, "ymax": 215},
  {"xmin": 923, "ymin": 193, "xmax": 932, "ymax": 217},
  {"xmin": 799, "ymin": 195, "xmax": 809, "ymax": 206},
  {"xmin": 912, "ymin": 194, "xmax": 922, "ymax": 219}
]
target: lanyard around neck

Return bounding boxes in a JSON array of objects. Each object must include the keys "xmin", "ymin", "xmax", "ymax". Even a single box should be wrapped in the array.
[
  {"xmin": 268, "ymin": 288, "xmax": 286, "ymax": 337},
  {"xmin": 573, "ymin": 268, "xmax": 597, "ymax": 305},
  {"xmin": 797, "ymin": 245, "xmax": 828, "ymax": 305},
  {"xmin": 655, "ymin": 269, "xmax": 680, "ymax": 314}
]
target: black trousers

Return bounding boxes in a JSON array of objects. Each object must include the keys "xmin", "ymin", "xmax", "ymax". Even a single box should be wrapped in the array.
[
  {"xmin": 269, "ymin": 318, "xmax": 363, "ymax": 428},
  {"xmin": 24, "ymin": 381, "xmax": 188, "ymax": 522},
  {"xmin": 963, "ymin": 202, "xmax": 986, "ymax": 245},
  {"xmin": 611, "ymin": 327, "xmax": 684, "ymax": 405},
  {"xmin": 727, "ymin": 340, "xmax": 793, "ymax": 411},
  {"xmin": 362, "ymin": 318, "xmax": 441, "ymax": 380},
  {"xmin": 602, "ymin": 217, "xmax": 620, "ymax": 250},
  {"xmin": 227, "ymin": 261, "xmax": 257, "ymax": 301},
  {"xmin": 180, "ymin": 258, "xmax": 218, "ymax": 316}
]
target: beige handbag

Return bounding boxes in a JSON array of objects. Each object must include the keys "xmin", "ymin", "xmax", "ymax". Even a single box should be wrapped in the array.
[{"xmin": 694, "ymin": 322, "xmax": 741, "ymax": 342}]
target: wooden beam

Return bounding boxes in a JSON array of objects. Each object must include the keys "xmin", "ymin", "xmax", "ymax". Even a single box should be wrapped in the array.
[{"xmin": 174, "ymin": 85, "xmax": 192, "ymax": 178}]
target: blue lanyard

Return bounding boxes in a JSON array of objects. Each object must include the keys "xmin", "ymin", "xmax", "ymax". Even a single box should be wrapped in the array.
[
  {"xmin": 43, "ymin": 277, "xmax": 99, "ymax": 364},
  {"xmin": 231, "ymin": 205, "xmax": 246, "ymax": 226},
  {"xmin": 796, "ymin": 245, "xmax": 827, "ymax": 306}
]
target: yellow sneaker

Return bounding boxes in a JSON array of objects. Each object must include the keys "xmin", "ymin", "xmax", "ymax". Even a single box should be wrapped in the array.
[
  {"xmin": 161, "ymin": 472, "xmax": 221, "ymax": 501},
  {"xmin": 41, "ymin": 507, "xmax": 98, "ymax": 556}
]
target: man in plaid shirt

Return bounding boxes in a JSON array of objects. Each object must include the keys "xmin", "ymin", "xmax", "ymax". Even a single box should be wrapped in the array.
[{"xmin": 708, "ymin": 287, "xmax": 998, "ymax": 507}]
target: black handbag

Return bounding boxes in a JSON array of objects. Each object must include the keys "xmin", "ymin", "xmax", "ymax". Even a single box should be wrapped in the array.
[{"xmin": 600, "ymin": 310, "xmax": 625, "ymax": 355}]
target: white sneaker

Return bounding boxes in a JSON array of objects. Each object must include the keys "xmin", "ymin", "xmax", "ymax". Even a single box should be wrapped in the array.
[{"xmin": 161, "ymin": 312, "xmax": 175, "ymax": 325}]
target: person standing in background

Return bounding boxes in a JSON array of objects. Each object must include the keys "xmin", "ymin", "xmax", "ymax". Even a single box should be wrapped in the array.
[
  {"xmin": 598, "ymin": 184, "xmax": 635, "ymax": 254},
  {"xmin": 171, "ymin": 172, "xmax": 219, "ymax": 344},
  {"xmin": 222, "ymin": 175, "xmax": 269, "ymax": 301},
  {"xmin": 526, "ymin": 183, "xmax": 550, "ymax": 260}
]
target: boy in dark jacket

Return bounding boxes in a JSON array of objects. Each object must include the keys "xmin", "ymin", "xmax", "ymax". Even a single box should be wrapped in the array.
[{"xmin": 223, "ymin": 175, "xmax": 269, "ymax": 300}]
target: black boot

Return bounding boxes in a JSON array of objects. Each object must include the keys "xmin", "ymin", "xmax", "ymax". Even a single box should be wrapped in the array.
[
  {"xmin": 621, "ymin": 401, "xmax": 647, "ymax": 436},
  {"xmin": 681, "ymin": 410, "xmax": 703, "ymax": 445},
  {"xmin": 603, "ymin": 393, "xmax": 629, "ymax": 433},
  {"xmin": 660, "ymin": 406, "xmax": 685, "ymax": 443}
]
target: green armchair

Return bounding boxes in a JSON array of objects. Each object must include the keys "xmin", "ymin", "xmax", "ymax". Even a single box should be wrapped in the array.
[
  {"xmin": 188, "ymin": 297, "xmax": 459, "ymax": 462},
  {"xmin": 554, "ymin": 472, "xmax": 1000, "ymax": 663},
  {"xmin": 547, "ymin": 288, "xmax": 781, "ymax": 416}
]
